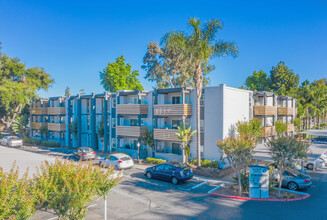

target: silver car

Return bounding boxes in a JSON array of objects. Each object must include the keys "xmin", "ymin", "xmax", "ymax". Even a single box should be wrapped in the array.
[
  {"xmin": 99, "ymin": 153, "xmax": 134, "ymax": 170},
  {"xmin": 0, "ymin": 136, "xmax": 23, "ymax": 147},
  {"xmin": 73, "ymin": 147, "xmax": 96, "ymax": 161},
  {"xmin": 281, "ymin": 170, "xmax": 312, "ymax": 191}
]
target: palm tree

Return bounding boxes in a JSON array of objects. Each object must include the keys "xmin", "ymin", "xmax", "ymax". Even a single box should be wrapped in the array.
[
  {"xmin": 12, "ymin": 115, "xmax": 28, "ymax": 137},
  {"xmin": 176, "ymin": 123, "xmax": 197, "ymax": 164},
  {"xmin": 164, "ymin": 18, "xmax": 238, "ymax": 166}
]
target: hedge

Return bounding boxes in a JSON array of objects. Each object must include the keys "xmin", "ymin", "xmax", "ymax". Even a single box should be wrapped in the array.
[
  {"xmin": 146, "ymin": 157, "xmax": 166, "ymax": 164},
  {"xmin": 23, "ymin": 137, "xmax": 41, "ymax": 145},
  {"xmin": 40, "ymin": 141, "xmax": 60, "ymax": 148},
  {"xmin": 191, "ymin": 159, "xmax": 220, "ymax": 169}
]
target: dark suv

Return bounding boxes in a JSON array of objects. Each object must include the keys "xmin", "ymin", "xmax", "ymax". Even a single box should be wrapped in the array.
[{"xmin": 144, "ymin": 162, "xmax": 193, "ymax": 184}]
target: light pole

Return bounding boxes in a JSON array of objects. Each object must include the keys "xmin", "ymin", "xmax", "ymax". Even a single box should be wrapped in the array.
[{"xmin": 137, "ymin": 142, "xmax": 141, "ymax": 163}]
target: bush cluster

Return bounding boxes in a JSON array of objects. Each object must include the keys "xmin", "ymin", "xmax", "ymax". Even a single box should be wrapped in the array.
[
  {"xmin": 146, "ymin": 157, "xmax": 166, "ymax": 164},
  {"xmin": 191, "ymin": 159, "xmax": 220, "ymax": 169},
  {"xmin": 23, "ymin": 137, "xmax": 41, "ymax": 145},
  {"xmin": 40, "ymin": 141, "xmax": 60, "ymax": 147}
]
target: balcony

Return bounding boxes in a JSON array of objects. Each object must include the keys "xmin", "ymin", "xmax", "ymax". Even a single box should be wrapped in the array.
[
  {"xmin": 154, "ymin": 128, "xmax": 183, "ymax": 142},
  {"xmin": 48, "ymin": 123, "xmax": 66, "ymax": 132},
  {"xmin": 117, "ymin": 126, "xmax": 147, "ymax": 137},
  {"xmin": 30, "ymin": 122, "xmax": 47, "ymax": 130},
  {"xmin": 253, "ymin": 106, "xmax": 276, "ymax": 116},
  {"xmin": 286, "ymin": 124, "xmax": 294, "ymax": 132},
  {"xmin": 117, "ymin": 104, "xmax": 148, "ymax": 115},
  {"xmin": 277, "ymin": 107, "xmax": 294, "ymax": 115},
  {"xmin": 154, "ymin": 104, "xmax": 192, "ymax": 116},
  {"xmin": 30, "ymin": 108, "xmax": 48, "ymax": 115},
  {"xmin": 261, "ymin": 126, "xmax": 275, "ymax": 137},
  {"xmin": 48, "ymin": 107, "xmax": 66, "ymax": 115}
]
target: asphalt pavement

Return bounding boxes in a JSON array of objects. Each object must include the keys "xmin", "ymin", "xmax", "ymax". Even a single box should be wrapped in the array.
[{"xmin": 1, "ymin": 145, "xmax": 327, "ymax": 220}]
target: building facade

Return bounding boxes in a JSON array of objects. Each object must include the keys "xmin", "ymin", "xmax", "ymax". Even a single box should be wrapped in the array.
[{"xmin": 30, "ymin": 85, "xmax": 296, "ymax": 164}]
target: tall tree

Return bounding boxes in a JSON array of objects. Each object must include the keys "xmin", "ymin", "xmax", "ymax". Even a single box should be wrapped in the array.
[
  {"xmin": 100, "ymin": 56, "xmax": 144, "ymax": 92},
  {"xmin": 65, "ymin": 86, "xmax": 71, "ymax": 96},
  {"xmin": 244, "ymin": 70, "xmax": 270, "ymax": 91},
  {"xmin": 0, "ymin": 45, "xmax": 54, "ymax": 129},
  {"xmin": 142, "ymin": 41, "xmax": 213, "ymax": 88},
  {"xmin": 270, "ymin": 61, "xmax": 300, "ymax": 95},
  {"xmin": 163, "ymin": 18, "xmax": 238, "ymax": 166}
]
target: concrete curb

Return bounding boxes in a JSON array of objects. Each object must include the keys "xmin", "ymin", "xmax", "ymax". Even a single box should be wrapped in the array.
[{"xmin": 209, "ymin": 193, "xmax": 311, "ymax": 201}]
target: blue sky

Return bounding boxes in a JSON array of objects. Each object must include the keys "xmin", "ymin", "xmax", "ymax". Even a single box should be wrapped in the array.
[{"xmin": 0, "ymin": 0, "xmax": 326, "ymax": 97}]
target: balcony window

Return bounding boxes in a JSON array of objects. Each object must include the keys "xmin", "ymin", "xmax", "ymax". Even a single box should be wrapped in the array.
[
  {"xmin": 172, "ymin": 96, "xmax": 181, "ymax": 104},
  {"xmin": 172, "ymin": 120, "xmax": 181, "ymax": 129},
  {"xmin": 112, "ymin": 98, "xmax": 116, "ymax": 108},
  {"xmin": 172, "ymin": 143, "xmax": 182, "ymax": 155},
  {"xmin": 112, "ymin": 118, "xmax": 116, "ymax": 128}
]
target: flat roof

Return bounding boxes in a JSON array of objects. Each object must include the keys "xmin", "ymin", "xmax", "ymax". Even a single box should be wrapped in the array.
[{"xmin": 252, "ymin": 142, "xmax": 327, "ymax": 162}]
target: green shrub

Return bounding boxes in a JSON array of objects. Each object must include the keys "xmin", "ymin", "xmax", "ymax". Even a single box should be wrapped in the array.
[
  {"xmin": 191, "ymin": 159, "xmax": 220, "ymax": 169},
  {"xmin": 233, "ymin": 171, "xmax": 249, "ymax": 193},
  {"xmin": 23, "ymin": 137, "xmax": 41, "ymax": 145},
  {"xmin": 0, "ymin": 135, "xmax": 3, "ymax": 139},
  {"xmin": 146, "ymin": 157, "xmax": 166, "ymax": 164},
  {"xmin": 40, "ymin": 141, "xmax": 60, "ymax": 148}
]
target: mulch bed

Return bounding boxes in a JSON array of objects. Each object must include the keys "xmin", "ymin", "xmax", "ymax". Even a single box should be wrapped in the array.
[
  {"xmin": 192, "ymin": 166, "xmax": 234, "ymax": 179},
  {"xmin": 213, "ymin": 185, "xmax": 304, "ymax": 200}
]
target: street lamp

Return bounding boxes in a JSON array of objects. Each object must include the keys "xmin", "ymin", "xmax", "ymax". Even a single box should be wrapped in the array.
[{"xmin": 137, "ymin": 142, "xmax": 141, "ymax": 162}]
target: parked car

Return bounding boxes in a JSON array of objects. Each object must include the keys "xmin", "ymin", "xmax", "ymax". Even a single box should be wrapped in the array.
[
  {"xmin": 311, "ymin": 136, "xmax": 327, "ymax": 144},
  {"xmin": 266, "ymin": 162, "xmax": 308, "ymax": 175},
  {"xmin": 280, "ymin": 169, "xmax": 312, "ymax": 191},
  {"xmin": 0, "ymin": 136, "xmax": 23, "ymax": 147},
  {"xmin": 304, "ymin": 158, "xmax": 325, "ymax": 170},
  {"xmin": 99, "ymin": 153, "xmax": 134, "ymax": 170},
  {"xmin": 73, "ymin": 147, "xmax": 96, "ymax": 161},
  {"xmin": 319, "ymin": 150, "xmax": 327, "ymax": 163},
  {"xmin": 144, "ymin": 162, "xmax": 193, "ymax": 185}
]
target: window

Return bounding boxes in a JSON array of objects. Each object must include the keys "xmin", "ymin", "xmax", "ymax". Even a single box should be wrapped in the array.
[
  {"xmin": 155, "ymin": 164, "xmax": 166, "ymax": 170},
  {"xmin": 87, "ymin": 115, "xmax": 90, "ymax": 130},
  {"xmin": 112, "ymin": 98, "xmax": 116, "ymax": 108},
  {"xmin": 172, "ymin": 143, "xmax": 182, "ymax": 155},
  {"xmin": 112, "ymin": 138, "xmax": 116, "ymax": 149},
  {"xmin": 172, "ymin": 96, "xmax": 181, "ymax": 104},
  {"xmin": 164, "ymin": 164, "xmax": 175, "ymax": 171},
  {"xmin": 130, "ymin": 119, "xmax": 138, "ymax": 126},
  {"xmin": 131, "ymin": 97, "xmax": 138, "ymax": 104},
  {"xmin": 112, "ymin": 118, "xmax": 116, "ymax": 128},
  {"xmin": 172, "ymin": 120, "xmax": 181, "ymax": 129},
  {"xmin": 87, "ymin": 99, "xmax": 90, "ymax": 113},
  {"xmin": 200, "ymin": 120, "xmax": 204, "ymax": 132}
]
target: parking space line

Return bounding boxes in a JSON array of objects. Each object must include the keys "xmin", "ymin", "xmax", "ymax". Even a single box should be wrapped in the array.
[
  {"xmin": 207, "ymin": 183, "xmax": 225, "ymax": 194},
  {"xmin": 178, "ymin": 180, "xmax": 208, "ymax": 191}
]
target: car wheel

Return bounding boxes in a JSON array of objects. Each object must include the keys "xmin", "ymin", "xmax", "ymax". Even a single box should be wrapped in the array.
[
  {"xmin": 6, "ymin": 143, "xmax": 9, "ymax": 147},
  {"xmin": 114, "ymin": 165, "xmax": 119, "ymax": 170},
  {"xmin": 307, "ymin": 163, "xmax": 314, "ymax": 170},
  {"xmin": 287, "ymin": 181, "xmax": 298, "ymax": 191},
  {"xmin": 171, "ymin": 177, "xmax": 179, "ymax": 185},
  {"xmin": 146, "ymin": 172, "xmax": 152, "ymax": 179}
]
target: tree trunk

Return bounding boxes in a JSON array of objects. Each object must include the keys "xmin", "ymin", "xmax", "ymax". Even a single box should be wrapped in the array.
[
  {"xmin": 194, "ymin": 62, "xmax": 203, "ymax": 167},
  {"xmin": 182, "ymin": 142, "xmax": 186, "ymax": 164},
  {"xmin": 237, "ymin": 170, "xmax": 242, "ymax": 196},
  {"xmin": 278, "ymin": 170, "xmax": 283, "ymax": 197}
]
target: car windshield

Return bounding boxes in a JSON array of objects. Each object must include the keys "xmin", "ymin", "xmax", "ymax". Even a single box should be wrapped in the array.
[
  {"xmin": 81, "ymin": 148, "xmax": 93, "ymax": 152},
  {"xmin": 120, "ymin": 156, "xmax": 131, "ymax": 161}
]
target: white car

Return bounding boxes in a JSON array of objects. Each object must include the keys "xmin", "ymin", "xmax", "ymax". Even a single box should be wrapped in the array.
[
  {"xmin": 319, "ymin": 150, "xmax": 327, "ymax": 163},
  {"xmin": 99, "ymin": 153, "xmax": 134, "ymax": 170},
  {"xmin": 0, "ymin": 136, "xmax": 23, "ymax": 147},
  {"xmin": 305, "ymin": 158, "xmax": 325, "ymax": 170}
]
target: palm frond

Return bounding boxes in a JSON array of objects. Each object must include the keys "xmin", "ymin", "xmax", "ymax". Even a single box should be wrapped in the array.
[{"xmin": 213, "ymin": 41, "xmax": 239, "ymax": 58}]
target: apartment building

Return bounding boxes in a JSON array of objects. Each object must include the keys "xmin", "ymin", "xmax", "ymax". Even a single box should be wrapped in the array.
[
  {"xmin": 30, "ymin": 96, "xmax": 66, "ymax": 145},
  {"xmin": 29, "ymin": 85, "xmax": 296, "ymax": 164}
]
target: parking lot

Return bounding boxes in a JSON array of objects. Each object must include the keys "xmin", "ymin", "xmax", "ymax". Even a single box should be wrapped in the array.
[{"xmin": 1, "ymin": 145, "xmax": 327, "ymax": 219}]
